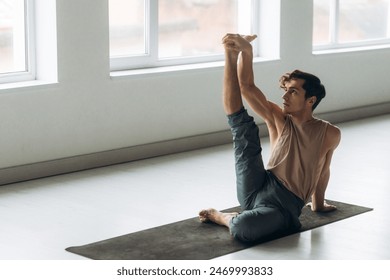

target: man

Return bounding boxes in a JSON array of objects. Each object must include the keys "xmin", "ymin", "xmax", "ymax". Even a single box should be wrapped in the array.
[{"xmin": 199, "ymin": 34, "xmax": 341, "ymax": 242}]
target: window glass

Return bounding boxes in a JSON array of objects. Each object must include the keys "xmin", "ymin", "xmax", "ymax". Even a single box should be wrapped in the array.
[
  {"xmin": 0, "ymin": 0, "xmax": 26, "ymax": 74},
  {"xmin": 109, "ymin": 0, "xmax": 256, "ymax": 69},
  {"xmin": 313, "ymin": 0, "xmax": 390, "ymax": 48},
  {"xmin": 158, "ymin": 0, "xmax": 239, "ymax": 59},
  {"xmin": 313, "ymin": 0, "xmax": 330, "ymax": 45},
  {"xmin": 109, "ymin": 0, "xmax": 145, "ymax": 57},
  {"xmin": 339, "ymin": 0, "xmax": 389, "ymax": 43}
]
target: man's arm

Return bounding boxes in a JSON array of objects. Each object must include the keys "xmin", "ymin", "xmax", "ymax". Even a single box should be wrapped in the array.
[
  {"xmin": 222, "ymin": 34, "xmax": 284, "ymax": 135},
  {"xmin": 310, "ymin": 152, "xmax": 334, "ymax": 212},
  {"xmin": 238, "ymin": 45, "xmax": 275, "ymax": 123},
  {"xmin": 237, "ymin": 38, "xmax": 284, "ymax": 128},
  {"xmin": 309, "ymin": 125, "xmax": 341, "ymax": 212}
]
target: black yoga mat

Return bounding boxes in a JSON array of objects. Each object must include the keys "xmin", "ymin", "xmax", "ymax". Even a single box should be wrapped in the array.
[{"xmin": 66, "ymin": 200, "xmax": 372, "ymax": 260}]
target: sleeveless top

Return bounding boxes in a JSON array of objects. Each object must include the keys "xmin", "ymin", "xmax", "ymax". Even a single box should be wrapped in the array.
[{"xmin": 267, "ymin": 115, "xmax": 329, "ymax": 203}]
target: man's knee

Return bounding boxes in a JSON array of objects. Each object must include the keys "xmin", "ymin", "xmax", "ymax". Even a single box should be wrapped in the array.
[
  {"xmin": 229, "ymin": 212, "xmax": 263, "ymax": 242},
  {"xmin": 229, "ymin": 209, "xmax": 285, "ymax": 242}
]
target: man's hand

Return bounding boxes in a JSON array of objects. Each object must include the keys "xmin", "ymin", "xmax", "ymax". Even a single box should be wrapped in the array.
[
  {"xmin": 306, "ymin": 201, "xmax": 337, "ymax": 212},
  {"xmin": 222, "ymin": 33, "xmax": 257, "ymax": 53}
]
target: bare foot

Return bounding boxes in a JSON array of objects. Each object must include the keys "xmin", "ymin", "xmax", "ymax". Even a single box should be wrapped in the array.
[
  {"xmin": 198, "ymin": 208, "xmax": 238, "ymax": 228},
  {"xmin": 306, "ymin": 201, "xmax": 337, "ymax": 212},
  {"xmin": 222, "ymin": 34, "xmax": 257, "ymax": 53},
  {"xmin": 242, "ymin": 34, "xmax": 257, "ymax": 42}
]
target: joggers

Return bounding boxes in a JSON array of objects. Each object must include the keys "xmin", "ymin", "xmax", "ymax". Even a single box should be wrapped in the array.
[{"xmin": 228, "ymin": 107, "xmax": 304, "ymax": 242}]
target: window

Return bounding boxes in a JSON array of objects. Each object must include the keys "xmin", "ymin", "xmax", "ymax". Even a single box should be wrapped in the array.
[
  {"xmin": 109, "ymin": 0, "xmax": 261, "ymax": 71},
  {"xmin": 313, "ymin": 0, "xmax": 390, "ymax": 51},
  {"xmin": 0, "ymin": 0, "xmax": 35, "ymax": 84}
]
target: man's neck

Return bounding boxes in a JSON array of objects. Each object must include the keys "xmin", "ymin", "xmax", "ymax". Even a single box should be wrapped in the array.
[{"xmin": 289, "ymin": 111, "xmax": 314, "ymax": 125}]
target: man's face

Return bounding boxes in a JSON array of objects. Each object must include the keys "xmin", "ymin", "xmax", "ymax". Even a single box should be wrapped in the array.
[{"xmin": 281, "ymin": 78, "xmax": 311, "ymax": 115}]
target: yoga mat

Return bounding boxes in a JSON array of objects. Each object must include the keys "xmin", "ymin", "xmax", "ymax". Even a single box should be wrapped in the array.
[{"xmin": 66, "ymin": 200, "xmax": 372, "ymax": 260}]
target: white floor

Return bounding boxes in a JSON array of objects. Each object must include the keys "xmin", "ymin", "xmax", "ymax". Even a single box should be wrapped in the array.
[{"xmin": 0, "ymin": 114, "xmax": 389, "ymax": 260}]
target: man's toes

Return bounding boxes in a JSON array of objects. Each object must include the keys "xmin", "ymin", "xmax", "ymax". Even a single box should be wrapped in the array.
[
  {"xmin": 243, "ymin": 34, "xmax": 257, "ymax": 42},
  {"xmin": 198, "ymin": 210, "xmax": 210, "ymax": 222},
  {"xmin": 199, "ymin": 216, "xmax": 208, "ymax": 222}
]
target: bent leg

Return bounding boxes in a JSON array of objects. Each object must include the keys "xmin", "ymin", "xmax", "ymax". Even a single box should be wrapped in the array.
[
  {"xmin": 228, "ymin": 108, "xmax": 267, "ymax": 210},
  {"xmin": 229, "ymin": 206, "xmax": 286, "ymax": 242}
]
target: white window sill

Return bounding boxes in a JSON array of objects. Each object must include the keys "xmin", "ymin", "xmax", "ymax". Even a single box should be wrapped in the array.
[
  {"xmin": 313, "ymin": 43, "xmax": 390, "ymax": 55},
  {"xmin": 0, "ymin": 79, "xmax": 58, "ymax": 92}
]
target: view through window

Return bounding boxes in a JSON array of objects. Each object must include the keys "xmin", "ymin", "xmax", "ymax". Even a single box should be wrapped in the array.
[
  {"xmin": 313, "ymin": 0, "xmax": 390, "ymax": 50},
  {"xmin": 0, "ymin": 0, "xmax": 27, "ymax": 75},
  {"xmin": 109, "ymin": 0, "xmax": 254, "ymax": 70}
]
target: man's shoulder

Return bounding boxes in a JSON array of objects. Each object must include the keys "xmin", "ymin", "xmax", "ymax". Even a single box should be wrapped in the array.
[
  {"xmin": 316, "ymin": 118, "xmax": 340, "ymax": 133},
  {"xmin": 324, "ymin": 121, "xmax": 341, "ymax": 135},
  {"xmin": 313, "ymin": 118, "xmax": 341, "ymax": 148},
  {"xmin": 324, "ymin": 122, "xmax": 341, "ymax": 149}
]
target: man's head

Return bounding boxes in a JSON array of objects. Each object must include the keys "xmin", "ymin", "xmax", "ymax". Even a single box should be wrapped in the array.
[{"xmin": 279, "ymin": 70, "xmax": 326, "ymax": 111}]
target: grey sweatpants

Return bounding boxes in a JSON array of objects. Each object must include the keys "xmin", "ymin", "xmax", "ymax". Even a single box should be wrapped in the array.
[{"xmin": 227, "ymin": 107, "xmax": 304, "ymax": 242}]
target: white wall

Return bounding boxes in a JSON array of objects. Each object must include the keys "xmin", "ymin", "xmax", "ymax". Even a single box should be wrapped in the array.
[{"xmin": 0, "ymin": 0, "xmax": 389, "ymax": 170}]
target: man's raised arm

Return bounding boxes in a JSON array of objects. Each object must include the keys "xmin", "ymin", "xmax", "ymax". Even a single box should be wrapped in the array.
[{"xmin": 223, "ymin": 34, "xmax": 282, "ymax": 125}]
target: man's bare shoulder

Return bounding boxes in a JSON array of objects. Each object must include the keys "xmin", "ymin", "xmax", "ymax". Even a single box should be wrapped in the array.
[
  {"xmin": 268, "ymin": 100, "xmax": 282, "ymax": 112},
  {"xmin": 265, "ymin": 101, "xmax": 286, "ymax": 130},
  {"xmin": 325, "ymin": 122, "xmax": 341, "ymax": 149},
  {"xmin": 268, "ymin": 101, "xmax": 285, "ymax": 123},
  {"xmin": 263, "ymin": 101, "xmax": 286, "ymax": 146}
]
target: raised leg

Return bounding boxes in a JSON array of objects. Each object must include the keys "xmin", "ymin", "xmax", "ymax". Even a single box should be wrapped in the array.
[
  {"xmin": 222, "ymin": 39, "xmax": 243, "ymax": 115},
  {"xmin": 198, "ymin": 34, "xmax": 266, "ymax": 238},
  {"xmin": 228, "ymin": 108, "xmax": 266, "ymax": 210}
]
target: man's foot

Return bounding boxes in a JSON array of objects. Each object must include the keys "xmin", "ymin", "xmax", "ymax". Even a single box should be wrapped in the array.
[
  {"xmin": 198, "ymin": 208, "xmax": 238, "ymax": 228},
  {"xmin": 306, "ymin": 201, "xmax": 337, "ymax": 212},
  {"xmin": 222, "ymin": 34, "xmax": 257, "ymax": 53},
  {"xmin": 242, "ymin": 34, "xmax": 257, "ymax": 42}
]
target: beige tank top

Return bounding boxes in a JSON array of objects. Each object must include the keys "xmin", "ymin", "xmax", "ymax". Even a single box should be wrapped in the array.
[{"xmin": 267, "ymin": 115, "xmax": 329, "ymax": 203}]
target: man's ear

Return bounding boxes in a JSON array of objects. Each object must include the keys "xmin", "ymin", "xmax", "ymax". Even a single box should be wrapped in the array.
[{"xmin": 309, "ymin": 96, "xmax": 317, "ymax": 105}]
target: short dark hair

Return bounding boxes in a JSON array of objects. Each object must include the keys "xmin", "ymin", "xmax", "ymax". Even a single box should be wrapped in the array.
[{"xmin": 279, "ymin": 70, "xmax": 326, "ymax": 111}]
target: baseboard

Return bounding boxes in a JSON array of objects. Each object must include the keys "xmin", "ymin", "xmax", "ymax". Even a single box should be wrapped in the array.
[
  {"xmin": 0, "ymin": 129, "xmax": 234, "ymax": 186},
  {"xmin": 1, "ymin": 102, "xmax": 390, "ymax": 186},
  {"xmin": 316, "ymin": 102, "xmax": 390, "ymax": 124}
]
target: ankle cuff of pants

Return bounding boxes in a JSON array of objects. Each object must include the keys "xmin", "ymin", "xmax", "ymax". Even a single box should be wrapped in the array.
[{"xmin": 227, "ymin": 107, "xmax": 253, "ymax": 128}]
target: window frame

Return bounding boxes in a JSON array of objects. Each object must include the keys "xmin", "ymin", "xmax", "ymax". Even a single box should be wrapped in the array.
[
  {"xmin": 0, "ymin": 0, "xmax": 36, "ymax": 84},
  {"xmin": 110, "ymin": 0, "xmax": 261, "ymax": 72},
  {"xmin": 313, "ymin": 0, "xmax": 390, "ymax": 52}
]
